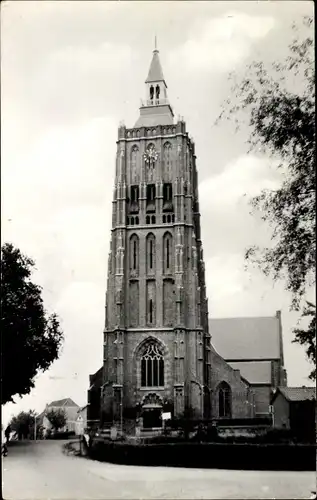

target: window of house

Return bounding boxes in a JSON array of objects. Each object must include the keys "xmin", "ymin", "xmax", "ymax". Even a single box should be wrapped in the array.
[
  {"xmin": 149, "ymin": 299, "xmax": 153, "ymax": 324},
  {"xmin": 141, "ymin": 343, "xmax": 164, "ymax": 387}
]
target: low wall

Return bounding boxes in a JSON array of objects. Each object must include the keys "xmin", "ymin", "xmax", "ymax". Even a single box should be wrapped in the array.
[
  {"xmin": 88, "ymin": 440, "xmax": 316, "ymax": 471},
  {"xmin": 217, "ymin": 426, "xmax": 268, "ymax": 439}
]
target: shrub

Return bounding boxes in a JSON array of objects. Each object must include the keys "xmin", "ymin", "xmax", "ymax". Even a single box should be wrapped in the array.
[{"xmin": 88, "ymin": 440, "xmax": 316, "ymax": 471}]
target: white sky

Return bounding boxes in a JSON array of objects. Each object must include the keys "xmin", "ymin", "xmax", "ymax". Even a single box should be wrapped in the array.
[{"xmin": 1, "ymin": 1, "xmax": 314, "ymax": 426}]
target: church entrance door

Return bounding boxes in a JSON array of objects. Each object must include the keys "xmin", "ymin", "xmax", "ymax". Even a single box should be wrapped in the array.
[{"xmin": 142, "ymin": 406, "xmax": 162, "ymax": 429}]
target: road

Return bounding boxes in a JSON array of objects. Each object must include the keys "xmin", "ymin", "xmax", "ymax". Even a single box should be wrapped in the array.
[{"xmin": 2, "ymin": 440, "xmax": 315, "ymax": 499}]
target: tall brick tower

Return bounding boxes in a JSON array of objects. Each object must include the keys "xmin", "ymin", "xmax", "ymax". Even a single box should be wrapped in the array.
[{"xmin": 102, "ymin": 46, "xmax": 211, "ymax": 429}]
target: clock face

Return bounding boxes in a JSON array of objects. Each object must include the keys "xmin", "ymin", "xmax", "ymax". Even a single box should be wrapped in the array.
[{"xmin": 143, "ymin": 147, "xmax": 158, "ymax": 164}]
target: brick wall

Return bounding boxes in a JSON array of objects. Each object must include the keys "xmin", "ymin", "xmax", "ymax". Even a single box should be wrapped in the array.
[
  {"xmin": 252, "ymin": 385, "xmax": 272, "ymax": 415},
  {"xmin": 209, "ymin": 349, "xmax": 253, "ymax": 419},
  {"xmin": 272, "ymin": 393, "xmax": 290, "ymax": 428}
]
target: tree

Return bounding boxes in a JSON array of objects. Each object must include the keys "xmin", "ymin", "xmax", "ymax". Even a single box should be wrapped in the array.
[
  {"xmin": 293, "ymin": 301, "xmax": 316, "ymax": 381},
  {"xmin": 217, "ymin": 17, "xmax": 315, "ymax": 379},
  {"xmin": 9, "ymin": 410, "xmax": 37, "ymax": 440},
  {"xmin": 46, "ymin": 409, "xmax": 67, "ymax": 431},
  {"xmin": 1, "ymin": 243, "xmax": 64, "ymax": 404}
]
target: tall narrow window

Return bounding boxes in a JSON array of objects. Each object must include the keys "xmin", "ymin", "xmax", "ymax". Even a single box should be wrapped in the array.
[
  {"xmin": 133, "ymin": 240, "xmax": 137, "ymax": 269},
  {"xmin": 130, "ymin": 234, "xmax": 139, "ymax": 274},
  {"xmin": 149, "ymin": 299, "xmax": 153, "ymax": 324},
  {"xmin": 146, "ymin": 184, "xmax": 156, "ymax": 213},
  {"xmin": 163, "ymin": 142, "xmax": 172, "ymax": 180},
  {"xmin": 146, "ymin": 233, "xmax": 156, "ymax": 274},
  {"xmin": 150, "ymin": 240, "xmax": 153, "ymax": 269},
  {"xmin": 163, "ymin": 183, "xmax": 173, "ymax": 212},
  {"xmin": 130, "ymin": 146, "xmax": 139, "ymax": 184},
  {"xmin": 163, "ymin": 232, "xmax": 172, "ymax": 274}
]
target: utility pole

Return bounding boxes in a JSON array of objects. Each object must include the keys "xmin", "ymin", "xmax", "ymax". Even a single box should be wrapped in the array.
[
  {"xmin": 34, "ymin": 415, "xmax": 37, "ymax": 442},
  {"xmin": 120, "ymin": 388, "xmax": 123, "ymax": 436}
]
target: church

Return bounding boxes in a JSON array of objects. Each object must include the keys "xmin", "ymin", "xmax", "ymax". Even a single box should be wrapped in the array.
[{"xmin": 88, "ymin": 46, "xmax": 287, "ymax": 431}]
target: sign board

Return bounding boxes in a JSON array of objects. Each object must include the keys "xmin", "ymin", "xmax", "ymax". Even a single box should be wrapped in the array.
[{"xmin": 162, "ymin": 412, "xmax": 172, "ymax": 421}]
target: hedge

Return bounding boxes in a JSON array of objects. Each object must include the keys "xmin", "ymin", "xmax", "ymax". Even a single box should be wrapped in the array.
[{"xmin": 88, "ymin": 440, "xmax": 316, "ymax": 471}]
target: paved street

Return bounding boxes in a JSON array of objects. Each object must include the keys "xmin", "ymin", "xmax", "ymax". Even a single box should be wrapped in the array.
[{"xmin": 2, "ymin": 440, "xmax": 315, "ymax": 499}]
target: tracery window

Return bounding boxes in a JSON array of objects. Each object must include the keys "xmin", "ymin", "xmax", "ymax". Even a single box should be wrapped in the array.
[
  {"xmin": 141, "ymin": 343, "xmax": 164, "ymax": 387},
  {"xmin": 218, "ymin": 382, "xmax": 231, "ymax": 418}
]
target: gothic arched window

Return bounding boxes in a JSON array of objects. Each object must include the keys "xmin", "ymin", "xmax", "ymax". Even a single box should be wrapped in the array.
[
  {"xmin": 130, "ymin": 234, "xmax": 139, "ymax": 273},
  {"xmin": 146, "ymin": 233, "xmax": 156, "ymax": 274},
  {"xmin": 163, "ymin": 142, "xmax": 172, "ymax": 180},
  {"xmin": 130, "ymin": 145, "xmax": 139, "ymax": 184},
  {"xmin": 218, "ymin": 381, "xmax": 232, "ymax": 418},
  {"xmin": 141, "ymin": 343, "xmax": 164, "ymax": 387},
  {"xmin": 163, "ymin": 232, "xmax": 173, "ymax": 273}
]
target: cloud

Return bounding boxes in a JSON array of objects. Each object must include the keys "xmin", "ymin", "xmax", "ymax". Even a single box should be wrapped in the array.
[
  {"xmin": 2, "ymin": 115, "xmax": 116, "ymax": 315},
  {"xmin": 199, "ymin": 154, "xmax": 281, "ymax": 208},
  {"xmin": 197, "ymin": 154, "xmax": 281, "ymax": 255},
  {"xmin": 169, "ymin": 12, "xmax": 275, "ymax": 73}
]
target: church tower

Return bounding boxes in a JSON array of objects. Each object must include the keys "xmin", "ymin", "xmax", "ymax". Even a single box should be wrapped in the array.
[{"xmin": 102, "ymin": 45, "xmax": 212, "ymax": 428}]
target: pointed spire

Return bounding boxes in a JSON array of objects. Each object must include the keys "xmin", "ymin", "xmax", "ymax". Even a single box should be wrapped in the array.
[
  {"xmin": 145, "ymin": 43, "xmax": 165, "ymax": 84},
  {"xmin": 134, "ymin": 45, "xmax": 174, "ymax": 127}
]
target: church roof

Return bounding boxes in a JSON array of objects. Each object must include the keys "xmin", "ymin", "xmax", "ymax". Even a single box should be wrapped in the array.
[
  {"xmin": 145, "ymin": 49, "xmax": 165, "ymax": 84},
  {"xmin": 209, "ymin": 316, "xmax": 281, "ymax": 361},
  {"xmin": 276, "ymin": 386, "xmax": 316, "ymax": 402},
  {"xmin": 228, "ymin": 361, "xmax": 272, "ymax": 384}
]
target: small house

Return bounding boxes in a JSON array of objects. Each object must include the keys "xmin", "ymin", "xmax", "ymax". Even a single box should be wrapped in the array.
[{"xmin": 271, "ymin": 386, "xmax": 316, "ymax": 441}]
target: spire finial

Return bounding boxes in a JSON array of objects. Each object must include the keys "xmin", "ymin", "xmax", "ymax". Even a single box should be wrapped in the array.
[{"xmin": 154, "ymin": 34, "xmax": 157, "ymax": 51}]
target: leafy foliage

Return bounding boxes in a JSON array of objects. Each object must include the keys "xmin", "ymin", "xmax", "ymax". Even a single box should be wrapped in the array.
[
  {"xmin": 46, "ymin": 409, "xmax": 67, "ymax": 431},
  {"xmin": 217, "ymin": 17, "xmax": 315, "ymax": 377},
  {"xmin": 1, "ymin": 243, "xmax": 64, "ymax": 404},
  {"xmin": 9, "ymin": 410, "xmax": 37, "ymax": 438},
  {"xmin": 293, "ymin": 301, "xmax": 316, "ymax": 380}
]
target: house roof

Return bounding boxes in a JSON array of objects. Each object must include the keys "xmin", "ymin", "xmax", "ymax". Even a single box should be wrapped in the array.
[
  {"xmin": 77, "ymin": 405, "xmax": 88, "ymax": 414},
  {"xmin": 47, "ymin": 398, "xmax": 79, "ymax": 408},
  {"xmin": 229, "ymin": 361, "xmax": 272, "ymax": 384},
  {"xmin": 276, "ymin": 387, "xmax": 316, "ymax": 402},
  {"xmin": 209, "ymin": 316, "xmax": 280, "ymax": 361}
]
